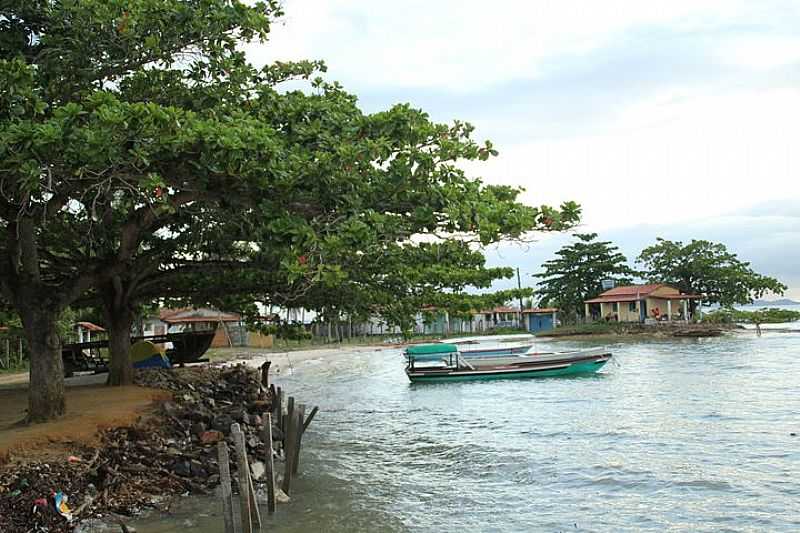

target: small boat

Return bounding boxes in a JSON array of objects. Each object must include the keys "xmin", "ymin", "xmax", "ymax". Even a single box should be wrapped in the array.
[
  {"xmin": 459, "ymin": 344, "xmax": 533, "ymax": 358},
  {"xmin": 404, "ymin": 344, "xmax": 612, "ymax": 383}
]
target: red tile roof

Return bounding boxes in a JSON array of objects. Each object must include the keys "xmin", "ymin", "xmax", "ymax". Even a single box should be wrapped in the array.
[
  {"xmin": 76, "ymin": 321, "xmax": 105, "ymax": 332},
  {"xmin": 599, "ymin": 284, "xmax": 664, "ymax": 296},
  {"xmin": 521, "ymin": 308, "xmax": 559, "ymax": 314},
  {"xmin": 585, "ymin": 284, "xmax": 701, "ymax": 304}
]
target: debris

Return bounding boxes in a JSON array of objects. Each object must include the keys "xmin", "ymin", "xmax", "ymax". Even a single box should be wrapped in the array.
[
  {"xmin": 53, "ymin": 491, "xmax": 73, "ymax": 521},
  {"xmin": 200, "ymin": 430, "xmax": 224, "ymax": 444},
  {"xmin": 0, "ymin": 364, "xmax": 275, "ymax": 533}
]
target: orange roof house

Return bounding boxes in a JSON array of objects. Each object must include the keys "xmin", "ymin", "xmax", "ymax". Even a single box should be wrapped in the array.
[{"xmin": 584, "ymin": 284, "xmax": 701, "ymax": 323}]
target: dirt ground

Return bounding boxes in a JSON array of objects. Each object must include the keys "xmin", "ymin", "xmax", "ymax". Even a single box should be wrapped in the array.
[{"xmin": 0, "ymin": 379, "xmax": 171, "ymax": 463}]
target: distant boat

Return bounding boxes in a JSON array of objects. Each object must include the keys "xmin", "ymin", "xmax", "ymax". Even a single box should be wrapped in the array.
[{"xmin": 404, "ymin": 344, "xmax": 612, "ymax": 383}]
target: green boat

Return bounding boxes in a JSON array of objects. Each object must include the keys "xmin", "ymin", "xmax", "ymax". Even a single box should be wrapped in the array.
[{"xmin": 404, "ymin": 344, "xmax": 612, "ymax": 383}]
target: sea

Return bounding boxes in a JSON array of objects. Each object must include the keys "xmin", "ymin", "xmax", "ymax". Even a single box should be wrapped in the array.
[{"xmin": 130, "ymin": 322, "xmax": 800, "ymax": 532}]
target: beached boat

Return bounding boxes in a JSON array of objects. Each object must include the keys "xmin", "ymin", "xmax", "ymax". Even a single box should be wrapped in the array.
[{"xmin": 404, "ymin": 344, "xmax": 612, "ymax": 383}]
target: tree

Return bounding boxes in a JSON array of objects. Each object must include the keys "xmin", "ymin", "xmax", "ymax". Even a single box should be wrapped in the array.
[
  {"xmin": 0, "ymin": 0, "xmax": 282, "ymax": 420},
  {"xmin": 535, "ymin": 233, "xmax": 636, "ymax": 321},
  {"xmin": 1, "ymin": 0, "xmax": 580, "ymax": 421},
  {"xmin": 637, "ymin": 238, "xmax": 786, "ymax": 312}
]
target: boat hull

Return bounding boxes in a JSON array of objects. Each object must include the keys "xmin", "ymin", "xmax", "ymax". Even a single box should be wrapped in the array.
[{"xmin": 406, "ymin": 354, "xmax": 611, "ymax": 383}]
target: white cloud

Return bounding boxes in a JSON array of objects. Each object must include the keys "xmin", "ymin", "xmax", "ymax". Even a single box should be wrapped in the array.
[
  {"xmin": 470, "ymin": 87, "xmax": 800, "ymax": 230},
  {"xmin": 718, "ymin": 35, "xmax": 800, "ymax": 70},
  {"xmin": 249, "ymin": 0, "xmax": 754, "ymax": 91}
]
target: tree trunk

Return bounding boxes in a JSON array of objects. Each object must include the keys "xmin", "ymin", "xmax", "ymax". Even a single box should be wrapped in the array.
[
  {"xmin": 20, "ymin": 308, "xmax": 66, "ymax": 422},
  {"xmin": 103, "ymin": 277, "xmax": 135, "ymax": 386},
  {"xmin": 106, "ymin": 306, "xmax": 134, "ymax": 386}
]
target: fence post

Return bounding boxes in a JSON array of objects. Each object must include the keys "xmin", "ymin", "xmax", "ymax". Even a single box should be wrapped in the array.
[
  {"xmin": 217, "ymin": 441, "xmax": 238, "ymax": 533},
  {"xmin": 292, "ymin": 404, "xmax": 306, "ymax": 475},
  {"xmin": 262, "ymin": 413, "xmax": 276, "ymax": 514},
  {"xmin": 281, "ymin": 398, "xmax": 297, "ymax": 495},
  {"xmin": 230, "ymin": 423, "xmax": 256, "ymax": 533}
]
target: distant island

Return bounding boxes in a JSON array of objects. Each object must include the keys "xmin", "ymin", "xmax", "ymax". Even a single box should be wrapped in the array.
[{"xmin": 751, "ymin": 298, "xmax": 800, "ymax": 306}]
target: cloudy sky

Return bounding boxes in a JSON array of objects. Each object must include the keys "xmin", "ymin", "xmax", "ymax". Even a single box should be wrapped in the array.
[{"xmin": 247, "ymin": 0, "xmax": 800, "ymax": 299}]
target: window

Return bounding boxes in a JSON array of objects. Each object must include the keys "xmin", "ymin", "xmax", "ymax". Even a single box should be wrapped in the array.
[
  {"xmin": 611, "ymin": 302, "xmax": 618, "ymax": 312},
  {"xmin": 629, "ymin": 302, "xmax": 637, "ymax": 312}
]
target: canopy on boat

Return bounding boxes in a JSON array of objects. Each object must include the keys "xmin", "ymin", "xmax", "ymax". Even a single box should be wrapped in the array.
[{"xmin": 405, "ymin": 344, "xmax": 459, "ymax": 361}]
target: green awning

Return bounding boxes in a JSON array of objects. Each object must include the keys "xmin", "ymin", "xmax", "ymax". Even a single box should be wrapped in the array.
[{"xmin": 405, "ymin": 344, "xmax": 458, "ymax": 360}]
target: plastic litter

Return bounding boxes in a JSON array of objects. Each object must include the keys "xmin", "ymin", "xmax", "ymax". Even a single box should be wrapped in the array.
[{"xmin": 52, "ymin": 491, "xmax": 73, "ymax": 521}]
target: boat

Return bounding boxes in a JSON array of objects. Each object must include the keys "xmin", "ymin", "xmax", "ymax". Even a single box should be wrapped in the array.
[
  {"xmin": 459, "ymin": 344, "xmax": 533, "ymax": 358},
  {"xmin": 61, "ymin": 330, "xmax": 216, "ymax": 376},
  {"xmin": 404, "ymin": 344, "xmax": 612, "ymax": 383}
]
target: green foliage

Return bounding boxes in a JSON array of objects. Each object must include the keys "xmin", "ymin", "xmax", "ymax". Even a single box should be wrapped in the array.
[
  {"xmin": 535, "ymin": 233, "xmax": 637, "ymax": 321},
  {"xmin": 702, "ymin": 307, "xmax": 800, "ymax": 325},
  {"xmin": 0, "ymin": 0, "xmax": 580, "ymax": 408},
  {"xmin": 637, "ymin": 239, "xmax": 786, "ymax": 308}
]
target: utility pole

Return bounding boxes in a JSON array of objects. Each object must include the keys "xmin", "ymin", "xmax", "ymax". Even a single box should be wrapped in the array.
[{"xmin": 517, "ymin": 267, "xmax": 525, "ymax": 329}]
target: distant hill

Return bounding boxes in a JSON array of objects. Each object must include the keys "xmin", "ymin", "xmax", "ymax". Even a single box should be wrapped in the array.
[{"xmin": 752, "ymin": 298, "xmax": 800, "ymax": 306}]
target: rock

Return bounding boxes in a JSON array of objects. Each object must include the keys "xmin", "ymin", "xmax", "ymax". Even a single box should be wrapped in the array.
[
  {"xmin": 200, "ymin": 430, "xmax": 224, "ymax": 444},
  {"xmin": 190, "ymin": 422, "xmax": 207, "ymax": 437},
  {"xmin": 239, "ymin": 410, "xmax": 250, "ymax": 425},
  {"xmin": 173, "ymin": 460, "xmax": 192, "ymax": 477},
  {"xmin": 275, "ymin": 488, "xmax": 290, "ymax": 503},
  {"xmin": 250, "ymin": 461, "xmax": 265, "ymax": 481},
  {"xmin": 247, "ymin": 436, "xmax": 260, "ymax": 450},
  {"xmin": 190, "ymin": 460, "xmax": 207, "ymax": 478},
  {"xmin": 211, "ymin": 415, "xmax": 234, "ymax": 434},
  {"xmin": 271, "ymin": 425, "xmax": 284, "ymax": 442},
  {"xmin": 253, "ymin": 414, "xmax": 263, "ymax": 427}
]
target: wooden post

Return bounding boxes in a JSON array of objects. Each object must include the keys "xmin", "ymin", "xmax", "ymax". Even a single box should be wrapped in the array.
[
  {"xmin": 302, "ymin": 406, "xmax": 319, "ymax": 432},
  {"xmin": 262, "ymin": 413, "xmax": 276, "ymax": 514},
  {"xmin": 260, "ymin": 361, "xmax": 271, "ymax": 388},
  {"xmin": 217, "ymin": 442, "xmax": 238, "ymax": 533},
  {"xmin": 292, "ymin": 404, "xmax": 306, "ymax": 475},
  {"xmin": 281, "ymin": 399, "xmax": 297, "ymax": 495},
  {"xmin": 230, "ymin": 424, "xmax": 256, "ymax": 533},
  {"xmin": 18, "ymin": 338, "xmax": 23, "ymax": 366},
  {"xmin": 274, "ymin": 387, "xmax": 283, "ymax": 432}
]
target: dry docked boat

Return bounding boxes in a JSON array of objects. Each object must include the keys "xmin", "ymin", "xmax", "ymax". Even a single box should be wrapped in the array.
[{"xmin": 404, "ymin": 344, "xmax": 612, "ymax": 383}]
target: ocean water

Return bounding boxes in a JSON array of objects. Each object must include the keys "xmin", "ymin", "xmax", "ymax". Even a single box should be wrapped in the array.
[{"xmin": 133, "ymin": 332, "xmax": 800, "ymax": 532}]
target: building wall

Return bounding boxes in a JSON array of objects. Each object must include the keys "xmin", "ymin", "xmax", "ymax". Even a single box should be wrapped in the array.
[{"xmin": 527, "ymin": 313, "xmax": 555, "ymax": 332}]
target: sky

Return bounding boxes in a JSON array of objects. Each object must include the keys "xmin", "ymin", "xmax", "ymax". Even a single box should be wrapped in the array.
[{"xmin": 246, "ymin": 0, "xmax": 800, "ymax": 299}]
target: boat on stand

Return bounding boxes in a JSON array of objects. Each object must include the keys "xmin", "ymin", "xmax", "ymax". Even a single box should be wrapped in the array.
[{"xmin": 404, "ymin": 343, "xmax": 612, "ymax": 383}]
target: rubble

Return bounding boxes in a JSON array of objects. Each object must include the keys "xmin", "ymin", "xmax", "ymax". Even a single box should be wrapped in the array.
[{"xmin": 0, "ymin": 364, "xmax": 276, "ymax": 533}]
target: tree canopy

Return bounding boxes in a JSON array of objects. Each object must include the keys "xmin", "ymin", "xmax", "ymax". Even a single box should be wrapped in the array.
[
  {"xmin": 535, "ymin": 233, "xmax": 636, "ymax": 321},
  {"xmin": 0, "ymin": 1, "xmax": 579, "ymax": 420},
  {"xmin": 637, "ymin": 238, "xmax": 786, "ymax": 310}
]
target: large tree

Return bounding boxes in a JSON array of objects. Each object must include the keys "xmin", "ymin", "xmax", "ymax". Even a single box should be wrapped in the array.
[
  {"xmin": 1, "ymin": 1, "xmax": 580, "ymax": 420},
  {"xmin": 535, "ymin": 233, "xmax": 636, "ymax": 321},
  {"xmin": 637, "ymin": 238, "xmax": 786, "ymax": 311}
]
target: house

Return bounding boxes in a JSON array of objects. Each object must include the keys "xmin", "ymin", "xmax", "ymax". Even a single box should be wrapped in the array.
[
  {"xmin": 584, "ymin": 284, "xmax": 702, "ymax": 323},
  {"xmin": 476, "ymin": 306, "xmax": 523, "ymax": 330},
  {"xmin": 75, "ymin": 321, "xmax": 105, "ymax": 343},
  {"xmin": 522, "ymin": 308, "xmax": 559, "ymax": 333}
]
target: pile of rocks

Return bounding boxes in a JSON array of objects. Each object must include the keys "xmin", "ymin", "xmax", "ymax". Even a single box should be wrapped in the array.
[{"xmin": 0, "ymin": 364, "xmax": 277, "ymax": 533}]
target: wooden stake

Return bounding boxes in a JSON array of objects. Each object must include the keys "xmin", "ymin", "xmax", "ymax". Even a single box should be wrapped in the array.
[
  {"xmin": 216, "ymin": 441, "xmax": 238, "ymax": 533},
  {"xmin": 262, "ymin": 412, "xmax": 276, "ymax": 514},
  {"xmin": 281, "ymin": 399, "xmax": 297, "ymax": 495},
  {"xmin": 302, "ymin": 406, "xmax": 319, "ymax": 432},
  {"xmin": 231, "ymin": 424, "xmax": 254, "ymax": 533},
  {"xmin": 292, "ymin": 404, "xmax": 306, "ymax": 475}
]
